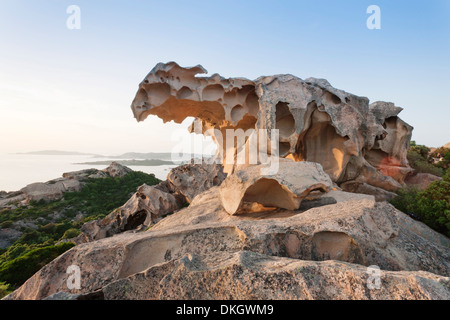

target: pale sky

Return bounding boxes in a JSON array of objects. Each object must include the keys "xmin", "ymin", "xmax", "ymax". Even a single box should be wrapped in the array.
[{"xmin": 0, "ymin": 0, "xmax": 449, "ymax": 155}]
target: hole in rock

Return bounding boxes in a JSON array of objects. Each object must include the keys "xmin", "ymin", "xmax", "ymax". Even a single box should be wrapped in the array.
[
  {"xmin": 323, "ymin": 91, "xmax": 341, "ymax": 105},
  {"xmin": 245, "ymin": 91, "xmax": 259, "ymax": 116},
  {"xmin": 145, "ymin": 83, "xmax": 171, "ymax": 105},
  {"xmin": 298, "ymin": 196, "xmax": 337, "ymax": 211},
  {"xmin": 311, "ymin": 231, "xmax": 364, "ymax": 264},
  {"xmin": 253, "ymin": 230, "xmax": 365, "ymax": 265},
  {"xmin": 297, "ymin": 109, "xmax": 349, "ymax": 181},
  {"xmin": 176, "ymin": 86, "xmax": 193, "ymax": 99},
  {"xmin": 261, "ymin": 231, "xmax": 312, "ymax": 259},
  {"xmin": 275, "ymin": 102, "xmax": 296, "ymax": 138},
  {"xmin": 135, "ymin": 88, "xmax": 148, "ymax": 105},
  {"xmin": 202, "ymin": 84, "xmax": 225, "ymax": 101},
  {"xmin": 123, "ymin": 210, "xmax": 148, "ymax": 231},
  {"xmin": 242, "ymin": 178, "xmax": 299, "ymax": 211},
  {"xmin": 384, "ymin": 116, "xmax": 398, "ymax": 129},
  {"xmin": 279, "ymin": 142, "xmax": 291, "ymax": 156},
  {"xmin": 118, "ymin": 227, "xmax": 246, "ymax": 278},
  {"xmin": 230, "ymin": 104, "xmax": 246, "ymax": 122}
]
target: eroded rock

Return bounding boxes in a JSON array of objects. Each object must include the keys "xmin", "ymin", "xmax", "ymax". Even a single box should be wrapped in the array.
[
  {"xmin": 73, "ymin": 161, "xmax": 226, "ymax": 243},
  {"xmin": 219, "ymin": 160, "xmax": 333, "ymax": 215},
  {"xmin": 75, "ymin": 184, "xmax": 179, "ymax": 243},
  {"xmin": 5, "ymin": 187, "xmax": 449, "ymax": 300},
  {"xmin": 102, "ymin": 162, "xmax": 133, "ymax": 178},
  {"xmin": 131, "ymin": 62, "xmax": 413, "ymax": 197},
  {"xmin": 404, "ymin": 173, "xmax": 442, "ymax": 190},
  {"xmin": 166, "ymin": 160, "xmax": 226, "ymax": 203}
]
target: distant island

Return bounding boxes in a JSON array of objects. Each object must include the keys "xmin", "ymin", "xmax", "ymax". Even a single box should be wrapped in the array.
[
  {"xmin": 15, "ymin": 150, "xmax": 210, "ymax": 160},
  {"xmin": 93, "ymin": 152, "xmax": 175, "ymax": 160},
  {"xmin": 75, "ymin": 159, "xmax": 178, "ymax": 166},
  {"xmin": 16, "ymin": 150, "xmax": 100, "ymax": 156}
]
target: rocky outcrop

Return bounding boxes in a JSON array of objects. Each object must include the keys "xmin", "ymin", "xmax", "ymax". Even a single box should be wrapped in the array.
[
  {"xmin": 4, "ymin": 64, "xmax": 447, "ymax": 301},
  {"xmin": 102, "ymin": 162, "xmax": 133, "ymax": 178},
  {"xmin": 165, "ymin": 160, "xmax": 226, "ymax": 203},
  {"xmin": 220, "ymin": 160, "xmax": 333, "ymax": 215},
  {"xmin": 5, "ymin": 185, "xmax": 449, "ymax": 300},
  {"xmin": 0, "ymin": 163, "xmax": 133, "ymax": 208},
  {"xmin": 130, "ymin": 62, "xmax": 413, "ymax": 197},
  {"xmin": 74, "ymin": 184, "xmax": 179, "ymax": 243},
  {"xmin": 72, "ymin": 161, "xmax": 226, "ymax": 244},
  {"xmin": 0, "ymin": 228, "xmax": 23, "ymax": 249},
  {"xmin": 404, "ymin": 173, "xmax": 442, "ymax": 190},
  {"xmin": 0, "ymin": 163, "xmax": 135, "ymax": 249}
]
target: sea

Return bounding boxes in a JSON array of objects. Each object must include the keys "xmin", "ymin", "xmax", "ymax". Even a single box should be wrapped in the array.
[{"xmin": 0, "ymin": 153, "xmax": 178, "ymax": 192}]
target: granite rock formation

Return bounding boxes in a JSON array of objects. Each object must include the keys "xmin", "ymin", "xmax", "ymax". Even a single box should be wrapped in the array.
[
  {"xmin": 131, "ymin": 62, "xmax": 413, "ymax": 200},
  {"xmin": 72, "ymin": 161, "xmax": 226, "ymax": 244},
  {"xmin": 5, "ymin": 186, "xmax": 449, "ymax": 300},
  {"xmin": 220, "ymin": 160, "xmax": 333, "ymax": 215},
  {"xmin": 4, "ymin": 64, "xmax": 447, "ymax": 301}
]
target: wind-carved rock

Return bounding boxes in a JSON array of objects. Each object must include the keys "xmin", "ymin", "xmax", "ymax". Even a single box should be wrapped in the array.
[
  {"xmin": 131, "ymin": 62, "xmax": 413, "ymax": 202},
  {"xmin": 220, "ymin": 160, "xmax": 333, "ymax": 215}
]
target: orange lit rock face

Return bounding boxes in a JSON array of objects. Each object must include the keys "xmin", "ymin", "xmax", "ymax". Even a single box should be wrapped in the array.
[{"xmin": 131, "ymin": 62, "xmax": 413, "ymax": 196}]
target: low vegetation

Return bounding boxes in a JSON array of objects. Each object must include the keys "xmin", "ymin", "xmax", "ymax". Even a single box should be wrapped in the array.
[
  {"xmin": 391, "ymin": 142, "xmax": 450, "ymax": 237},
  {"xmin": 407, "ymin": 141, "xmax": 446, "ymax": 176},
  {"xmin": 0, "ymin": 171, "xmax": 160, "ymax": 298}
]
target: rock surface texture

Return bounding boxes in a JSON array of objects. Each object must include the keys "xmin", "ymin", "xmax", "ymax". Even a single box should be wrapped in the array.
[
  {"xmin": 4, "ymin": 64, "xmax": 448, "ymax": 301},
  {"xmin": 220, "ymin": 160, "xmax": 333, "ymax": 215},
  {"xmin": 5, "ymin": 185, "xmax": 449, "ymax": 300},
  {"xmin": 131, "ymin": 62, "xmax": 413, "ymax": 197},
  {"xmin": 73, "ymin": 161, "xmax": 226, "ymax": 244}
]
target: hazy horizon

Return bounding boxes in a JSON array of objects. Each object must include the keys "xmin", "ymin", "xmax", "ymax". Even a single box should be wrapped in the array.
[{"xmin": 1, "ymin": 0, "xmax": 449, "ymax": 155}]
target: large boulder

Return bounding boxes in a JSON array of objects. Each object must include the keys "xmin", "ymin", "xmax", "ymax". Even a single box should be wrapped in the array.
[
  {"xmin": 165, "ymin": 160, "xmax": 226, "ymax": 203},
  {"xmin": 220, "ymin": 160, "xmax": 333, "ymax": 215},
  {"xmin": 130, "ymin": 62, "xmax": 413, "ymax": 197},
  {"xmin": 102, "ymin": 162, "xmax": 133, "ymax": 178},
  {"xmin": 404, "ymin": 173, "xmax": 442, "ymax": 190},
  {"xmin": 75, "ymin": 184, "xmax": 179, "ymax": 243},
  {"xmin": 5, "ymin": 186, "xmax": 449, "ymax": 300},
  {"xmin": 20, "ymin": 180, "xmax": 82, "ymax": 203}
]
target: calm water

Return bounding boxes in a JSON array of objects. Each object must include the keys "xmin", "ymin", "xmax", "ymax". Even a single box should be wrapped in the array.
[{"xmin": 0, "ymin": 153, "xmax": 177, "ymax": 192}]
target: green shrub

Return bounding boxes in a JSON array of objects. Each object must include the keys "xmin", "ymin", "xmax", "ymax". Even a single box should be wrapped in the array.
[
  {"xmin": 60, "ymin": 228, "xmax": 80, "ymax": 240},
  {"xmin": 390, "ymin": 172, "xmax": 450, "ymax": 236},
  {"xmin": 0, "ymin": 242, "xmax": 75, "ymax": 287},
  {"xmin": 0, "ymin": 220, "xmax": 14, "ymax": 229},
  {"xmin": 390, "ymin": 186, "xmax": 421, "ymax": 214},
  {"xmin": 443, "ymin": 170, "xmax": 450, "ymax": 182},
  {"xmin": 410, "ymin": 144, "xmax": 430, "ymax": 159},
  {"xmin": 413, "ymin": 160, "xmax": 444, "ymax": 176},
  {"xmin": 416, "ymin": 180, "xmax": 450, "ymax": 235},
  {"xmin": 407, "ymin": 149, "xmax": 444, "ymax": 176},
  {"xmin": 0, "ymin": 281, "xmax": 12, "ymax": 299}
]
